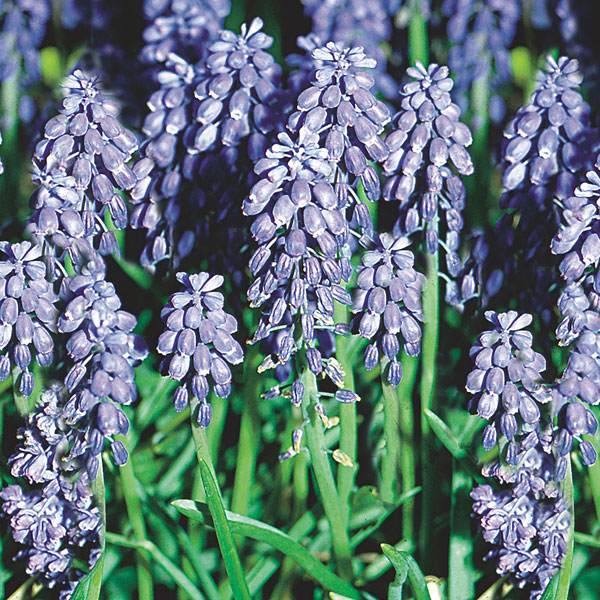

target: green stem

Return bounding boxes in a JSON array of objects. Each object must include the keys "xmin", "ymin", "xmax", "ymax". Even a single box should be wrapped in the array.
[
  {"xmin": 380, "ymin": 358, "xmax": 401, "ymax": 504},
  {"xmin": 190, "ymin": 399, "xmax": 218, "ymax": 495},
  {"xmin": 398, "ymin": 354, "xmax": 419, "ymax": 544},
  {"xmin": 418, "ymin": 249, "xmax": 439, "ymax": 564},
  {"xmin": 408, "ymin": 0, "xmax": 428, "ymax": 65},
  {"xmin": 469, "ymin": 68, "xmax": 491, "ymax": 228},
  {"xmin": 334, "ymin": 303, "xmax": 357, "ymax": 528},
  {"xmin": 1, "ymin": 67, "xmax": 20, "ymax": 214},
  {"xmin": 117, "ymin": 436, "xmax": 153, "ymax": 600},
  {"xmin": 301, "ymin": 368, "xmax": 354, "ymax": 581},
  {"xmin": 89, "ymin": 462, "xmax": 106, "ymax": 599},
  {"xmin": 584, "ymin": 429, "xmax": 600, "ymax": 523},
  {"xmin": 556, "ymin": 459, "xmax": 574, "ymax": 599},
  {"xmin": 231, "ymin": 345, "xmax": 262, "ymax": 517}
]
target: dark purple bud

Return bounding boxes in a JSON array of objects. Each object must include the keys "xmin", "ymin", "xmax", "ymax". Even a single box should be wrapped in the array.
[{"xmin": 111, "ymin": 440, "xmax": 128, "ymax": 466}]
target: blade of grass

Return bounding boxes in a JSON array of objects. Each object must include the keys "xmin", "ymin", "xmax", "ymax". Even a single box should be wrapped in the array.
[
  {"xmin": 555, "ymin": 459, "xmax": 574, "ymax": 600},
  {"xmin": 197, "ymin": 458, "xmax": 252, "ymax": 600},
  {"xmin": 106, "ymin": 532, "xmax": 205, "ymax": 600},
  {"xmin": 172, "ymin": 499, "xmax": 361, "ymax": 599},
  {"xmin": 380, "ymin": 545, "xmax": 432, "ymax": 600},
  {"xmin": 424, "ymin": 409, "xmax": 484, "ymax": 484},
  {"xmin": 448, "ymin": 461, "xmax": 477, "ymax": 600}
]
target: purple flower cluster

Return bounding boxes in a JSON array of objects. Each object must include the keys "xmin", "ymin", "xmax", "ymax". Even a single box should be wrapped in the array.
[
  {"xmin": 466, "ymin": 311, "xmax": 551, "ymax": 462},
  {"xmin": 158, "ymin": 272, "xmax": 244, "ymax": 426},
  {"xmin": 352, "ymin": 233, "xmax": 424, "ymax": 384},
  {"xmin": 442, "ymin": 0, "xmax": 520, "ymax": 123},
  {"xmin": 29, "ymin": 70, "xmax": 139, "ymax": 260},
  {"xmin": 141, "ymin": 0, "xmax": 230, "ymax": 64},
  {"xmin": 1, "ymin": 385, "xmax": 102, "ymax": 597},
  {"xmin": 471, "ymin": 435, "xmax": 570, "ymax": 599},
  {"xmin": 0, "ymin": 241, "xmax": 58, "ymax": 396},
  {"xmin": 384, "ymin": 61, "xmax": 473, "ymax": 281},
  {"xmin": 131, "ymin": 17, "xmax": 285, "ymax": 272},
  {"xmin": 300, "ymin": 0, "xmax": 400, "ymax": 97},
  {"xmin": 1, "ymin": 0, "xmax": 51, "ymax": 122},
  {"xmin": 58, "ymin": 252, "xmax": 148, "ymax": 474},
  {"xmin": 483, "ymin": 56, "xmax": 598, "ymax": 319}
]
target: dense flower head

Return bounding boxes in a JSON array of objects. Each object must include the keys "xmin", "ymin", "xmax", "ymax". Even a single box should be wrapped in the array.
[
  {"xmin": 131, "ymin": 18, "xmax": 286, "ymax": 272},
  {"xmin": 352, "ymin": 233, "xmax": 424, "ymax": 385},
  {"xmin": 301, "ymin": 0, "xmax": 399, "ymax": 97},
  {"xmin": 1, "ymin": 385, "xmax": 102, "ymax": 597},
  {"xmin": 552, "ymin": 155, "xmax": 600, "ymax": 282},
  {"xmin": 383, "ymin": 61, "xmax": 473, "ymax": 278},
  {"xmin": 141, "ymin": 0, "xmax": 230, "ymax": 64},
  {"xmin": 471, "ymin": 446, "xmax": 571, "ymax": 600},
  {"xmin": 482, "ymin": 56, "xmax": 598, "ymax": 319},
  {"xmin": 0, "ymin": 240, "xmax": 58, "ymax": 396},
  {"xmin": 443, "ymin": 0, "xmax": 520, "ymax": 123},
  {"xmin": 1, "ymin": 0, "xmax": 51, "ymax": 121},
  {"xmin": 288, "ymin": 41, "xmax": 390, "ymax": 205},
  {"xmin": 466, "ymin": 311, "xmax": 552, "ymax": 463},
  {"xmin": 57, "ymin": 253, "xmax": 147, "ymax": 474},
  {"xmin": 29, "ymin": 70, "xmax": 139, "ymax": 258},
  {"xmin": 158, "ymin": 272, "xmax": 244, "ymax": 426}
]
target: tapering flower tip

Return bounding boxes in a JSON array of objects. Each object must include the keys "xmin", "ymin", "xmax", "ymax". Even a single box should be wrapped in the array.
[
  {"xmin": 191, "ymin": 16, "xmax": 283, "ymax": 152},
  {"xmin": 352, "ymin": 233, "xmax": 424, "ymax": 385},
  {"xmin": 466, "ymin": 310, "xmax": 550, "ymax": 458},
  {"xmin": 141, "ymin": 0, "xmax": 231, "ymax": 63},
  {"xmin": 289, "ymin": 40, "xmax": 390, "ymax": 202},
  {"xmin": 383, "ymin": 61, "xmax": 472, "ymax": 256},
  {"xmin": 0, "ymin": 240, "xmax": 58, "ymax": 395},
  {"xmin": 158, "ymin": 271, "xmax": 243, "ymax": 419},
  {"xmin": 501, "ymin": 55, "xmax": 595, "ymax": 196},
  {"xmin": 30, "ymin": 69, "xmax": 138, "ymax": 256}
]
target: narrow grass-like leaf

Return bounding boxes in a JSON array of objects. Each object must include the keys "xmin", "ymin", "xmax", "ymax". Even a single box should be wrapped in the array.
[
  {"xmin": 106, "ymin": 532, "xmax": 204, "ymax": 600},
  {"xmin": 380, "ymin": 544, "xmax": 431, "ymax": 600},
  {"xmin": 424, "ymin": 409, "xmax": 484, "ymax": 483},
  {"xmin": 448, "ymin": 462, "xmax": 477, "ymax": 600},
  {"xmin": 554, "ymin": 460, "xmax": 574, "ymax": 600},
  {"xmin": 540, "ymin": 571, "xmax": 559, "ymax": 600},
  {"xmin": 172, "ymin": 499, "xmax": 360, "ymax": 599},
  {"xmin": 197, "ymin": 458, "xmax": 252, "ymax": 600},
  {"xmin": 70, "ymin": 555, "xmax": 105, "ymax": 600}
]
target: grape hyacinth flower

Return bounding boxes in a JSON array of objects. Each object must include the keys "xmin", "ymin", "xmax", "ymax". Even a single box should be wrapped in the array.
[
  {"xmin": 352, "ymin": 233, "xmax": 424, "ymax": 385},
  {"xmin": 29, "ymin": 70, "xmax": 139, "ymax": 260},
  {"xmin": 140, "ymin": 0, "xmax": 230, "ymax": 64},
  {"xmin": 471, "ymin": 437, "xmax": 571, "ymax": 599},
  {"xmin": 1, "ymin": 0, "xmax": 51, "ymax": 123},
  {"xmin": 383, "ymin": 61, "xmax": 473, "ymax": 279},
  {"xmin": 482, "ymin": 56, "xmax": 598, "ymax": 320},
  {"xmin": 0, "ymin": 240, "xmax": 58, "ymax": 397},
  {"xmin": 1, "ymin": 385, "xmax": 102, "ymax": 598},
  {"xmin": 57, "ymin": 252, "xmax": 148, "ymax": 475},
  {"xmin": 131, "ymin": 17, "xmax": 286, "ymax": 272},
  {"xmin": 157, "ymin": 272, "xmax": 244, "ymax": 426},
  {"xmin": 442, "ymin": 0, "xmax": 521, "ymax": 123},
  {"xmin": 301, "ymin": 0, "xmax": 400, "ymax": 97},
  {"xmin": 466, "ymin": 311, "xmax": 551, "ymax": 464},
  {"xmin": 288, "ymin": 42, "xmax": 390, "ymax": 210}
]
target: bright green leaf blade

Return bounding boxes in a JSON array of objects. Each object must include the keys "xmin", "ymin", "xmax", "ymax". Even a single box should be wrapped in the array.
[
  {"xmin": 197, "ymin": 458, "xmax": 252, "ymax": 600},
  {"xmin": 424, "ymin": 409, "xmax": 484, "ymax": 483},
  {"xmin": 380, "ymin": 545, "xmax": 432, "ymax": 600},
  {"xmin": 540, "ymin": 571, "xmax": 559, "ymax": 600},
  {"xmin": 448, "ymin": 464, "xmax": 477, "ymax": 600},
  {"xmin": 172, "ymin": 499, "xmax": 360, "ymax": 599},
  {"xmin": 556, "ymin": 461, "xmax": 574, "ymax": 600},
  {"xmin": 70, "ymin": 555, "xmax": 105, "ymax": 600}
]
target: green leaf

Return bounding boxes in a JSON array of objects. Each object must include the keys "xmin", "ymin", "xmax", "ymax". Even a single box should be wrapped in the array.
[
  {"xmin": 424, "ymin": 409, "xmax": 484, "ymax": 483},
  {"xmin": 172, "ymin": 499, "xmax": 361, "ymax": 599},
  {"xmin": 555, "ymin": 460, "xmax": 574, "ymax": 600},
  {"xmin": 448, "ymin": 463, "xmax": 477, "ymax": 600},
  {"xmin": 381, "ymin": 545, "xmax": 431, "ymax": 600},
  {"xmin": 540, "ymin": 571, "xmax": 559, "ymax": 600},
  {"xmin": 70, "ymin": 555, "xmax": 105, "ymax": 600},
  {"xmin": 197, "ymin": 458, "xmax": 252, "ymax": 600},
  {"xmin": 40, "ymin": 47, "xmax": 63, "ymax": 87}
]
